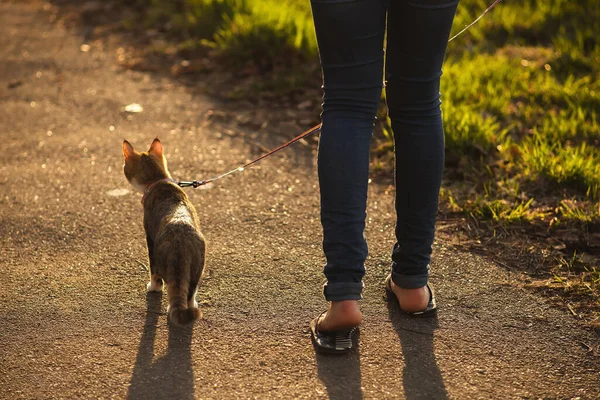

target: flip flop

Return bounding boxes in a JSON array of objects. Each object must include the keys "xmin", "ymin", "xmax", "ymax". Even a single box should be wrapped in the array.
[
  {"xmin": 310, "ymin": 311, "xmax": 359, "ymax": 353},
  {"xmin": 384, "ymin": 274, "xmax": 438, "ymax": 317}
]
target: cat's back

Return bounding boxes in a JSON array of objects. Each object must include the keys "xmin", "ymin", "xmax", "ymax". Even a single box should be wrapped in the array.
[{"xmin": 144, "ymin": 182, "xmax": 202, "ymax": 235}]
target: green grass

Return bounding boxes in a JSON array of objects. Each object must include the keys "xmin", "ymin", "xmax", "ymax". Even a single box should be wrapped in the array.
[
  {"xmin": 127, "ymin": 0, "xmax": 316, "ymax": 67},
  {"xmin": 212, "ymin": 1, "xmax": 316, "ymax": 67},
  {"xmin": 441, "ymin": 2, "xmax": 599, "ymax": 204},
  {"xmin": 121, "ymin": 0, "xmax": 599, "ymax": 300}
]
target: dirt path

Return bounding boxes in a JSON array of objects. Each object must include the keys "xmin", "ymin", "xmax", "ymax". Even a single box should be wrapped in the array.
[{"xmin": 0, "ymin": 2, "xmax": 598, "ymax": 399}]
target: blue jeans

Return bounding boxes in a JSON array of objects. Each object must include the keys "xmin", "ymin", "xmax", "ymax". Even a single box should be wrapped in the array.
[{"xmin": 311, "ymin": 0, "xmax": 459, "ymax": 301}]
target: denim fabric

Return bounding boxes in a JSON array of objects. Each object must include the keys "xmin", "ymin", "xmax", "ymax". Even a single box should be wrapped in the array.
[{"xmin": 311, "ymin": 0, "xmax": 459, "ymax": 300}]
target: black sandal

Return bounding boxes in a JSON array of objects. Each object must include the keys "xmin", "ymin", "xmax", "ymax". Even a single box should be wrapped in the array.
[
  {"xmin": 310, "ymin": 311, "xmax": 359, "ymax": 353},
  {"xmin": 384, "ymin": 274, "xmax": 438, "ymax": 317}
]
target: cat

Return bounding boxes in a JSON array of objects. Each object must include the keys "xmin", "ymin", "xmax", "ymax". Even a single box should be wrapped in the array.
[{"xmin": 122, "ymin": 138, "xmax": 206, "ymax": 325}]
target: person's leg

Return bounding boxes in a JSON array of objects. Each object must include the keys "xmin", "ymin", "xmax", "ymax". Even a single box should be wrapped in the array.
[
  {"xmin": 385, "ymin": 0, "xmax": 459, "ymax": 310},
  {"xmin": 310, "ymin": 0, "xmax": 386, "ymax": 329}
]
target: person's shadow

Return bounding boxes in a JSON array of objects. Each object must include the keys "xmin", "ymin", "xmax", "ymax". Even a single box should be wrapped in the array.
[
  {"xmin": 314, "ymin": 331, "xmax": 363, "ymax": 400},
  {"xmin": 386, "ymin": 295, "xmax": 447, "ymax": 400},
  {"xmin": 127, "ymin": 293, "xmax": 195, "ymax": 400}
]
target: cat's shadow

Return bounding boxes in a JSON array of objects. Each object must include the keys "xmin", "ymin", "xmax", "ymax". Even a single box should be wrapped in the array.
[{"xmin": 127, "ymin": 293, "xmax": 195, "ymax": 400}]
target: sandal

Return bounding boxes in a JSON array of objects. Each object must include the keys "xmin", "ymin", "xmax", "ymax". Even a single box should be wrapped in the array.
[
  {"xmin": 310, "ymin": 311, "xmax": 359, "ymax": 353},
  {"xmin": 384, "ymin": 274, "xmax": 438, "ymax": 317}
]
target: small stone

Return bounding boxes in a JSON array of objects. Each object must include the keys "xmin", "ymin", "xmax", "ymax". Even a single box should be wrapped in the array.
[{"xmin": 123, "ymin": 103, "xmax": 143, "ymax": 113}]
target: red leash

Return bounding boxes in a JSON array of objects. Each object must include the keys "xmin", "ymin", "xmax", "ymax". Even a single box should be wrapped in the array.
[{"xmin": 178, "ymin": 124, "xmax": 321, "ymax": 188}]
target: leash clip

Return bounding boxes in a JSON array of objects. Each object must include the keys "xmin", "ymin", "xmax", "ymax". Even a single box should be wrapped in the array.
[
  {"xmin": 177, "ymin": 180, "xmax": 210, "ymax": 188},
  {"xmin": 192, "ymin": 180, "xmax": 208, "ymax": 188}
]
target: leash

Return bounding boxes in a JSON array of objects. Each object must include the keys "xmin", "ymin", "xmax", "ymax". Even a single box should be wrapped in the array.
[
  {"xmin": 448, "ymin": 0, "xmax": 502, "ymax": 43},
  {"xmin": 177, "ymin": 124, "xmax": 322, "ymax": 188},
  {"xmin": 178, "ymin": 0, "xmax": 502, "ymax": 189}
]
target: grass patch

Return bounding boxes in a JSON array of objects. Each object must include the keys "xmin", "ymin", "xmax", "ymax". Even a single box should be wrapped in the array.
[
  {"xmin": 124, "ymin": 0, "xmax": 316, "ymax": 69},
  {"xmin": 437, "ymin": 1, "xmax": 599, "ymax": 226}
]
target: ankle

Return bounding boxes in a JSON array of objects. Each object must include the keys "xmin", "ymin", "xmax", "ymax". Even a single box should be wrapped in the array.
[
  {"xmin": 319, "ymin": 300, "xmax": 362, "ymax": 331},
  {"xmin": 391, "ymin": 281, "xmax": 430, "ymax": 312},
  {"xmin": 331, "ymin": 299, "xmax": 360, "ymax": 311}
]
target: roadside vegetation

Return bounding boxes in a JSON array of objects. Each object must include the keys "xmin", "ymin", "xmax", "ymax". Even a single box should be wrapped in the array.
[{"xmin": 73, "ymin": 0, "xmax": 599, "ymax": 323}]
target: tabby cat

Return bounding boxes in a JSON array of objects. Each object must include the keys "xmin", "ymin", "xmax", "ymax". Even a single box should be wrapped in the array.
[{"xmin": 122, "ymin": 138, "xmax": 206, "ymax": 325}]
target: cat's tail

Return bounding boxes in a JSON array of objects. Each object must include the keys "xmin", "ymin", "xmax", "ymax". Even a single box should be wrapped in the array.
[{"xmin": 167, "ymin": 280, "xmax": 200, "ymax": 326}]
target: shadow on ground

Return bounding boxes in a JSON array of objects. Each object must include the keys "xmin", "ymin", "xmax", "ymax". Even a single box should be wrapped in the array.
[
  {"xmin": 387, "ymin": 298, "xmax": 447, "ymax": 400},
  {"xmin": 127, "ymin": 293, "xmax": 195, "ymax": 400},
  {"xmin": 315, "ymin": 335, "xmax": 363, "ymax": 400}
]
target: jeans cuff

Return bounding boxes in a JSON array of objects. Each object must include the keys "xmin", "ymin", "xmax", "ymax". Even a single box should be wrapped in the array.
[
  {"xmin": 392, "ymin": 266, "xmax": 429, "ymax": 289},
  {"xmin": 323, "ymin": 281, "xmax": 364, "ymax": 301}
]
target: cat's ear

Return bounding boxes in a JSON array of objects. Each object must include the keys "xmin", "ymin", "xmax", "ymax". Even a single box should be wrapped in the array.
[
  {"xmin": 149, "ymin": 138, "xmax": 163, "ymax": 157},
  {"xmin": 123, "ymin": 140, "xmax": 135, "ymax": 160}
]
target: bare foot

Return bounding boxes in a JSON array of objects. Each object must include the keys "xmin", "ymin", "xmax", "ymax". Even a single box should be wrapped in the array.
[
  {"xmin": 390, "ymin": 280, "xmax": 430, "ymax": 313},
  {"xmin": 317, "ymin": 300, "xmax": 362, "ymax": 332}
]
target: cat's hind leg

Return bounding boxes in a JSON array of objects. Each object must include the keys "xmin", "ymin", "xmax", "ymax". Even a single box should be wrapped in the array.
[
  {"xmin": 145, "ymin": 234, "xmax": 163, "ymax": 292},
  {"xmin": 188, "ymin": 287, "xmax": 198, "ymax": 309},
  {"xmin": 147, "ymin": 273, "xmax": 164, "ymax": 292},
  {"xmin": 187, "ymin": 242, "xmax": 204, "ymax": 309}
]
